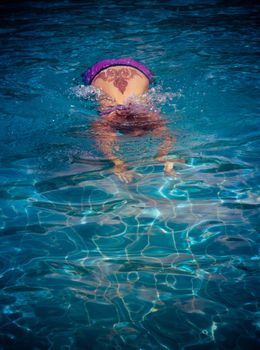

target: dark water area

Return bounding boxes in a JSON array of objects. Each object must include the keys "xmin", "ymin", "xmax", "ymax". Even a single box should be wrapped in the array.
[{"xmin": 0, "ymin": 1, "xmax": 259, "ymax": 349}]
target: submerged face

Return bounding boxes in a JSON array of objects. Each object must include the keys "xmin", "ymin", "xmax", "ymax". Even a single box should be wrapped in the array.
[{"xmin": 109, "ymin": 109, "xmax": 163, "ymax": 136}]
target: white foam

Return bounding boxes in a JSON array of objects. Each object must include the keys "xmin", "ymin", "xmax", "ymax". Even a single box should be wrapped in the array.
[
  {"xmin": 70, "ymin": 85, "xmax": 103, "ymax": 101},
  {"xmin": 71, "ymin": 84, "xmax": 182, "ymax": 109}
]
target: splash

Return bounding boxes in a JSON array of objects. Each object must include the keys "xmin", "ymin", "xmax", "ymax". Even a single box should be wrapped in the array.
[
  {"xmin": 146, "ymin": 86, "xmax": 183, "ymax": 105},
  {"xmin": 71, "ymin": 84, "xmax": 182, "ymax": 112},
  {"xmin": 70, "ymin": 84, "xmax": 104, "ymax": 101}
]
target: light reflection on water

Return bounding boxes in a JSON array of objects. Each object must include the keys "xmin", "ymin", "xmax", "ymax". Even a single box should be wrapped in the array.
[{"xmin": 0, "ymin": 0, "xmax": 259, "ymax": 349}]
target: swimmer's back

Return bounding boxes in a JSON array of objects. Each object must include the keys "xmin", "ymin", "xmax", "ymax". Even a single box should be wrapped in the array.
[{"xmin": 91, "ymin": 66, "xmax": 149, "ymax": 105}]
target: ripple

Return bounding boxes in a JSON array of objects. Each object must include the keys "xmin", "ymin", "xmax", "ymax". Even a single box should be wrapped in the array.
[
  {"xmin": 144, "ymin": 297, "xmax": 227, "ymax": 348},
  {"xmin": 0, "ymin": 0, "xmax": 259, "ymax": 349}
]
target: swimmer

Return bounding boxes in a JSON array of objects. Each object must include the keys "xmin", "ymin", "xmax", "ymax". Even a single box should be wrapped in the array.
[{"xmin": 83, "ymin": 58, "xmax": 182, "ymax": 183}]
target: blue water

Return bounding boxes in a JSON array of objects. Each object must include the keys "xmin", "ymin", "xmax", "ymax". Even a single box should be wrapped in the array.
[{"xmin": 0, "ymin": 1, "xmax": 259, "ymax": 349}]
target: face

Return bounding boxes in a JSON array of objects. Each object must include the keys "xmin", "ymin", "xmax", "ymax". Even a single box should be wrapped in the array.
[{"xmin": 109, "ymin": 110, "xmax": 162, "ymax": 136}]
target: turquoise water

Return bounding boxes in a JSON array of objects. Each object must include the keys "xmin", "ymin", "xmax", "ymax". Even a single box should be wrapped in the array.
[{"xmin": 0, "ymin": 1, "xmax": 259, "ymax": 349}]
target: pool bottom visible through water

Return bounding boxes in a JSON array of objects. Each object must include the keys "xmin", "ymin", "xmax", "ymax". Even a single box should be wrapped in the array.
[{"xmin": 0, "ymin": 1, "xmax": 259, "ymax": 349}]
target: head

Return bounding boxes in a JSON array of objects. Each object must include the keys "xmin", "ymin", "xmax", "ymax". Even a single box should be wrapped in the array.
[{"xmin": 108, "ymin": 109, "xmax": 164, "ymax": 136}]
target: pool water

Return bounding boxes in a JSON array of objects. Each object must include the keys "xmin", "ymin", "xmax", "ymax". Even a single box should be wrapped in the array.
[{"xmin": 0, "ymin": 1, "xmax": 259, "ymax": 349}]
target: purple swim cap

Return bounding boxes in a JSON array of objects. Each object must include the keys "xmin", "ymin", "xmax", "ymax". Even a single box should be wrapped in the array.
[{"xmin": 82, "ymin": 58, "xmax": 153, "ymax": 85}]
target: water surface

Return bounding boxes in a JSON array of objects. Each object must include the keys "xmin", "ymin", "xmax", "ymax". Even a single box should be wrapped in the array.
[{"xmin": 0, "ymin": 1, "xmax": 259, "ymax": 349}]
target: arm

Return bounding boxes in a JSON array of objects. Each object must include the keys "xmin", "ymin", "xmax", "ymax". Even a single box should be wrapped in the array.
[
  {"xmin": 91, "ymin": 118, "xmax": 122, "ymax": 168},
  {"xmin": 152, "ymin": 123, "xmax": 183, "ymax": 176},
  {"xmin": 91, "ymin": 117, "xmax": 137, "ymax": 182}
]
